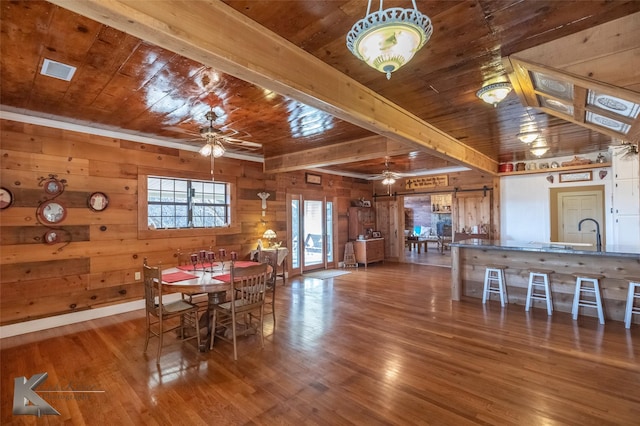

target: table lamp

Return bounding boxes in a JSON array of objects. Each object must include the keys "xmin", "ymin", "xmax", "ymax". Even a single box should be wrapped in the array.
[{"xmin": 262, "ymin": 229, "xmax": 277, "ymax": 247}]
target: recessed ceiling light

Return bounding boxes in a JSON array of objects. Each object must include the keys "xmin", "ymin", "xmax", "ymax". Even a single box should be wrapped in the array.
[{"xmin": 40, "ymin": 59, "xmax": 76, "ymax": 81}]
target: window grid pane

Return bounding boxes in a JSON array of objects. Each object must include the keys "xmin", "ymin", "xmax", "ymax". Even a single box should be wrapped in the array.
[{"xmin": 148, "ymin": 176, "xmax": 230, "ymax": 229}]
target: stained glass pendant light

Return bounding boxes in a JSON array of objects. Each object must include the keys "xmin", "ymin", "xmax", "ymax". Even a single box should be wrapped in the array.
[{"xmin": 346, "ymin": 0, "xmax": 433, "ymax": 80}]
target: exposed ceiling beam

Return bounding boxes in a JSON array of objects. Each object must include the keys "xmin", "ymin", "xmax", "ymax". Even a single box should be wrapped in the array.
[
  {"xmin": 264, "ymin": 136, "xmax": 414, "ymax": 173},
  {"xmin": 48, "ymin": 0, "xmax": 498, "ymax": 175}
]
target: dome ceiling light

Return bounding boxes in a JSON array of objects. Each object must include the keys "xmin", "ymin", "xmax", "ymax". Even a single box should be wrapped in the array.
[
  {"xmin": 530, "ymin": 140, "xmax": 550, "ymax": 157},
  {"xmin": 517, "ymin": 131, "xmax": 540, "ymax": 144},
  {"xmin": 476, "ymin": 82, "xmax": 512, "ymax": 107}
]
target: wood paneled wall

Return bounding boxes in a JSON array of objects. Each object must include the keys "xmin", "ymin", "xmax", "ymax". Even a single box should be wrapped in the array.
[{"xmin": 0, "ymin": 119, "xmax": 371, "ymax": 325}]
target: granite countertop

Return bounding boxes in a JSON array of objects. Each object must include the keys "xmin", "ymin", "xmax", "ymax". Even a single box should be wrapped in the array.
[{"xmin": 450, "ymin": 239, "xmax": 640, "ymax": 258}]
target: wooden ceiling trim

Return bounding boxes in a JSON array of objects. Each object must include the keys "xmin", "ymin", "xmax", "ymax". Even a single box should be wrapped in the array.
[
  {"xmin": 511, "ymin": 12, "xmax": 640, "ymax": 71},
  {"xmin": 49, "ymin": 0, "xmax": 498, "ymax": 175},
  {"xmin": 563, "ymin": 48, "xmax": 640, "ymax": 90},
  {"xmin": 263, "ymin": 136, "xmax": 414, "ymax": 174}
]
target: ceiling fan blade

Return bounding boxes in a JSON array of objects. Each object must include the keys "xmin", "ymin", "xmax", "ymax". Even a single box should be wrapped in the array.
[
  {"xmin": 222, "ymin": 137, "xmax": 262, "ymax": 148},
  {"xmin": 163, "ymin": 125, "xmax": 200, "ymax": 136}
]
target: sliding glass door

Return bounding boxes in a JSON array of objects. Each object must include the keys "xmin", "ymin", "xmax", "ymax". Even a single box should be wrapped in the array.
[{"xmin": 289, "ymin": 194, "xmax": 334, "ymax": 273}]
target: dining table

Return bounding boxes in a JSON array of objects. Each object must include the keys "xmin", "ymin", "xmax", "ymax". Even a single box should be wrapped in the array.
[{"xmin": 161, "ymin": 260, "xmax": 267, "ymax": 351}]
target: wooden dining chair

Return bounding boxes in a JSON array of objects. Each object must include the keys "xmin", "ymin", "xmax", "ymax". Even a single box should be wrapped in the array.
[
  {"xmin": 257, "ymin": 249, "xmax": 278, "ymax": 328},
  {"xmin": 175, "ymin": 248, "xmax": 209, "ymax": 315},
  {"xmin": 143, "ymin": 263, "xmax": 201, "ymax": 364},
  {"xmin": 209, "ymin": 263, "xmax": 269, "ymax": 360}
]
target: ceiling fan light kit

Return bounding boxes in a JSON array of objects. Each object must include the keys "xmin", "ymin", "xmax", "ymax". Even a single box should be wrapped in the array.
[
  {"xmin": 346, "ymin": 0, "xmax": 433, "ymax": 80},
  {"xmin": 198, "ymin": 140, "xmax": 225, "ymax": 158},
  {"xmin": 476, "ymin": 82, "xmax": 512, "ymax": 106},
  {"xmin": 381, "ymin": 175, "xmax": 396, "ymax": 185}
]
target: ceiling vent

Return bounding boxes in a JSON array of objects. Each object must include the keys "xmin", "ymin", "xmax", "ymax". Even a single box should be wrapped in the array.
[{"xmin": 40, "ymin": 59, "xmax": 76, "ymax": 81}]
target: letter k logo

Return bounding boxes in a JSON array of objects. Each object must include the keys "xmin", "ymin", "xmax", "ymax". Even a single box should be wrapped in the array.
[{"xmin": 13, "ymin": 373, "xmax": 60, "ymax": 416}]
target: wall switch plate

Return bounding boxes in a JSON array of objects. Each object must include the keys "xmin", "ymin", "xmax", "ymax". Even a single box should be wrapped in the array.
[{"xmin": 135, "ymin": 271, "xmax": 141, "ymax": 280}]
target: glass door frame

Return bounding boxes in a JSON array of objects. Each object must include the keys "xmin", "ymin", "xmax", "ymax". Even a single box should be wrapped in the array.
[{"xmin": 287, "ymin": 192, "xmax": 337, "ymax": 275}]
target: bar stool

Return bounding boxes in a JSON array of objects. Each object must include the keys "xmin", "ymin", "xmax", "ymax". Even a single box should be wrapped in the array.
[
  {"xmin": 483, "ymin": 265, "xmax": 508, "ymax": 307},
  {"xmin": 525, "ymin": 269, "xmax": 554, "ymax": 315},
  {"xmin": 624, "ymin": 277, "xmax": 640, "ymax": 329},
  {"xmin": 571, "ymin": 273, "xmax": 605, "ymax": 324}
]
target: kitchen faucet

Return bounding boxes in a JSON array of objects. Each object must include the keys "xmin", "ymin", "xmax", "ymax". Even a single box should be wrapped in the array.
[{"xmin": 578, "ymin": 218, "xmax": 602, "ymax": 252}]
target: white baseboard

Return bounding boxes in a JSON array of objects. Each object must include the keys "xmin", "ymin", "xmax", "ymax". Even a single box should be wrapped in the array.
[{"xmin": 0, "ymin": 294, "xmax": 181, "ymax": 339}]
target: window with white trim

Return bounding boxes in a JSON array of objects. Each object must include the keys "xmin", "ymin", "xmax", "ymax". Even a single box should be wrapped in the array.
[{"xmin": 147, "ymin": 176, "xmax": 230, "ymax": 229}]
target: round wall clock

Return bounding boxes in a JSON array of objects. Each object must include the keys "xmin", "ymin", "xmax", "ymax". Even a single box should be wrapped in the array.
[
  {"xmin": 43, "ymin": 229, "xmax": 60, "ymax": 244},
  {"xmin": 44, "ymin": 179, "xmax": 63, "ymax": 195},
  {"xmin": 0, "ymin": 187, "xmax": 13, "ymax": 209},
  {"xmin": 38, "ymin": 200, "xmax": 67, "ymax": 224},
  {"xmin": 88, "ymin": 192, "xmax": 109, "ymax": 212}
]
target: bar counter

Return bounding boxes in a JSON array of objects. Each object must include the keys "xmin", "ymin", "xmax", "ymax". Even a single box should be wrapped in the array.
[{"xmin": 450, "ymin": 240, "xmax": 640, "ymax": 323}]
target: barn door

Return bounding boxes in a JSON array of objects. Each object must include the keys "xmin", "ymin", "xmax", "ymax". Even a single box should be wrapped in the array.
[
  {"xmin": 374, "ymin": 199, "xmax": 400, "ymax": 260},
  {"xmin": 454, "ymin": 191, "xmax": 492, "ymax": 235}
]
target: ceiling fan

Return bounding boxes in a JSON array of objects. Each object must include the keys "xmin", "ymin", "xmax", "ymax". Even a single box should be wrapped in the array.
[
  {"xmin": 370, "ymin": 157, "xmax": 413, "ymax": 184},
  {"xmin": 166, "ymin": 106, "xmax": 263, "ymax": 156},
  {"xmin": 196, "ymin": 107, "xmax": 262, "ymax": 156}
]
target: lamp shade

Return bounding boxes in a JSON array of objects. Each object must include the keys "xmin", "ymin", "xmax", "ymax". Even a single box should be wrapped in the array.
[
  {"xmin": 211, "ymin": 140, "xmax": 225, "ymax": 158},
  {"xmin": 199, "ymin": 143, "xmax": 212, "ymax": 157},
  {"xmin": 346, "ymin": 2, "xmax": 433, "ymax": 80},
  {"xmin": 263, "ymin": 229, "xmax": 277, "ymax": 239}
]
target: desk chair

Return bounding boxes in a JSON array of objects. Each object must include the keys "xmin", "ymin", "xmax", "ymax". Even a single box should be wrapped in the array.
[{"xmin": 143, "ymin": 263, "xmax": 201, "ymax": 364}]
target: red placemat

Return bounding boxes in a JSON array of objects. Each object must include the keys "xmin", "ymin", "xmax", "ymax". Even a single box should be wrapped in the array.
[
  {"xmin": 176, "ymin": 263, "xmax": 218, "ymax": 271},
  {"xmin": 212, "ymin": 273, "xmax": 231, "ymax": 282},
  {"xmin": 162, "ymin": 271, "xmax": 198, "ymax": 283}
]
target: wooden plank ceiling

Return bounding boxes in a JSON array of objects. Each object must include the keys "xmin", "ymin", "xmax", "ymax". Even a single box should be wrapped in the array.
[{"xmin": 1, "ymin": 1, "xmax": 639, "ymax": 178}]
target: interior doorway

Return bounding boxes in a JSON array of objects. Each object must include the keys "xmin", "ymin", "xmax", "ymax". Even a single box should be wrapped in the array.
[
  {"xmin": 550, "ymin": 185, "xmax": 605, "ymax": 249},
  {"xmin": 401, "ymin": 193, "xmax": 452, "ymax": 268}
]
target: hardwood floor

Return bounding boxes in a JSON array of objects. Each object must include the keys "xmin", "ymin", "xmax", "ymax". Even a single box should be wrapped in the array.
[
  {"xmin": 404, "ymin": 245, "xmax": 451, "ymax": 268},
  {"xmin": 2, "ymin": 263, "xmax": 638, "ymax": 425}
]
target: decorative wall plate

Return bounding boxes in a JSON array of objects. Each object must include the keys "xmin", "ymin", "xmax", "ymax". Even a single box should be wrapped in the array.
[
  {"xmin": 44, "ymin": 179, "xmax": 63, "ymax": 195},
  {"xmin": 88, "ymin": 192, "xmax": 109, "ymax": 212},
  {"xmin": 44, "ymin": 229, "xmax": 60, "ymax": 244},
  {"xmin": 38, "ymin": 200, "xmax": 66, "ymax": 224},
  {"xmin": 0, "ymin": 187, "xmax": 13, "ymax": 209}
]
